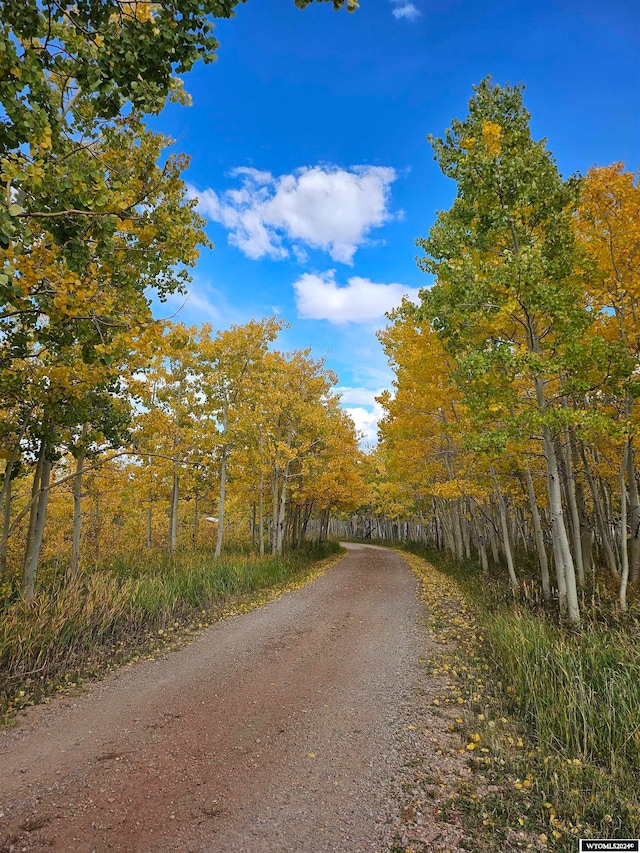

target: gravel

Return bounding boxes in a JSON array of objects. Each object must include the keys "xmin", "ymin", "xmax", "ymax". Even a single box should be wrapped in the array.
[{"xmin": 0, "ymin": 543, "xmax": 471, "ymax": 853}]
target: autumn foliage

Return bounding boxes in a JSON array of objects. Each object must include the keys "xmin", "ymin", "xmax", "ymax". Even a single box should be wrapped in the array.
[{"xmin": 365, "ymin": 82, "xmax": 640, "ymax": 624}]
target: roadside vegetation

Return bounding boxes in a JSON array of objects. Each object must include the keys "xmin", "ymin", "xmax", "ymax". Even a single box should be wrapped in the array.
[
  {"xmin": 402, "ymin": 544, "xmax": 640, "ymax": 852},
  {"xmin": 0, "ymin": 541, "xmax": 341, "ymax": 723},
  {"xmin": 328, "ymin": 78, "xmax": 640, "ymax": 850}
]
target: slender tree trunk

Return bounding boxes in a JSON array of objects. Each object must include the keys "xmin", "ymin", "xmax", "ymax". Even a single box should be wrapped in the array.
[
  {"xmin": 215, "ymin": 402, "xmax": 230, "ymax": 561},
  {"xmin": 276, "ymin": 461, "xmax": 290, "ymax": 556},
  {"xmin": 93, "ymin": 491, "xmax": 101, "ymax": 562},
  {"xmin": 215, "ymin": 451, "xmax": 228, "ymax": 560},
  {"xmin": 0, "ymin": 475, "xmax": 12, "ymax": 577},
  {"xmin": 70, "ymin": 440, "xmax": 86, "ymax": 577},
  {"xmin": 193, "ymin": 493, "xmax": 199, "ymax": 547},
  {"xmin": 259, "ymin": 455, "xmax": 265, "ymax": 557},
  {"xmin": 542, "ymin": 423, "xmax": 579, "ymax": 622},
  {"xmin": 580, "ymin": 443, "xmax": 619, "ymax": 578},
  {"xmin": 626, "ymin": 441, "xmax": 640, "ymax": 583},
  {"xmin": 146, "ymin": 502, "xmax": 153, "ymax": 549},
  {"xmin": 574, "ymin": 472, "xmax": 593, "ymax": 581},
  {"xmin": 0, "ymin": 414, "xmax": 33, "ymax": 575},
  {"xmin": 524, "ymin": 462, "xmax": 551, "ymax": 601},
  {"xmin": 531, "ymin": 365, "xmax": 580, "ymax": 623},
  {"xmin": 489, "ymin": 529, "xmax": 499, "ymax": 565},
  {"xmin": 452, "ymin": 502, "xmax": 464, "ymax": 560},
  {"xmin": 601, "ymin": 477, "xmax": 621, "ymax": 569},
  {"xmin": 271, "ymin": 468, "xmax": 279, "ymax": 555},
  {"xmin": 563, "ymin": 426, "xmax": 584, "ymax": 587},
  {"xmin": 23, "ymin": 453, "xmax": 52, "ymax": 601},
  {"xmin": 169, "ymin": 465, "xmax": 179, "ymax": 556},
  {"xmin": 251, "ymin": 502, "xmax": 256, "ymax": 548},
  {"xmin": 0, "ymin": 446, "xmax": 21, "ymax": 576},
  {"xmin": 461, "ymin": 503, "xmax": 471, "ymax": 558},
  {"xmin": 490, "ymin": 466, "xmax": 519, "ymax": 590},
  {"xmin": 24, "ymin": 444, "xmax": 45, "ymax": 576},
  {"xmin": 619, "ymin": 441, "xmax": 630, "ymax": 611},
  {"xmin": 441, "ymin": 505, "xmax": 454, "ymax": 554}
]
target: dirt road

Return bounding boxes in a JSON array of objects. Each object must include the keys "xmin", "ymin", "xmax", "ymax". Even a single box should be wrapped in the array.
[{"xmin": 0, "ymin": 544, "xmax": 436, "ymax": 852}]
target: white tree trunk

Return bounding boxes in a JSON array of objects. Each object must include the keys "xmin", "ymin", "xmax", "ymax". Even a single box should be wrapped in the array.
[
  {"xmin": 215, "ymin": 403, "xmax": 229, "ymax": 560},
  {"xmin": 259, "ymin": 437, "xmax": 265, "ymax": 557},
  {"xmin": 193, "ymin": 493, "xmax": 199, "ymax": 547},
  {"xmin": 542, "ymin": 423, "xmax": 579, "ymax": 622},
  {"xmin": 489, "ymin": 530, "xmax": 499, "ymax": 565},
  {"xmin": 581, "ymin": 444, "xmax": 619, "ymax": 578},
  {"xmin": 490, "ymin": 466, "xmax": 518, "ymax": 590},
  {"xmin": 23, "ymin": 456, "xmax": 52, "ymax": 601},
  {"xmin": 626, "ymin": 441, "xmax": 640, "ymax": 583},
  {"xmin": 271, "ymin": 469, "xmax": 279, "ymax": 555},
  {"xmin": 524, "ymin": 462, "xmax": 550, "ymax": 601},
  {"xmin": 620, "ymin": 441, "xmax": 630, "ymax": 611},
  {"xmin": 169, "ymin": 466, "xmax": 179, "ymax": 556},
  {"xmin": 563, "ymin": 427, "xmax": 584, "ymax": 587},
  {"xmin": 276, "ymin": 461, "xmax": 290, "ymax": 556},
  {"xmin": 70, "ymin": 444, "xmax": 85, "ymax": 576},
  {"xmin": 146, "ymin": 502, "xmax": 153, "ymax": 549}
]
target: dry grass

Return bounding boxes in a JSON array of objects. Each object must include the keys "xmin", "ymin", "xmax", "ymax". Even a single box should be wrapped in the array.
[{"xmin": 0, "ymin": 542, "xmax": 341, "ymax": 721}]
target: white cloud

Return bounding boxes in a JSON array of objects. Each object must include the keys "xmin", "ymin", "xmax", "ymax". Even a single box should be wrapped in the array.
[
  {"xmin": 293, "ymin": 270, "xmax": 420, "ymax": 324},
  {"xmin": 391, "ymin": 0, "xmax": 420, "ymax": 21},
  {"xmin": 344, "ymin": 401, "xmax": 385, "ymax": 445},
  {"xmin": 337, "ymin": 386, "xmax": 384, "ymax": 406},
  {"xmin": 188, "ymin": 164, "xmax": 397, "ymax": 265}
]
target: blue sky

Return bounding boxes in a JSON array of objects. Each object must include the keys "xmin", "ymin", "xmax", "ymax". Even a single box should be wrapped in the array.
[{"xmin": 150, "ymin": 0, "xmax": 640, "ymax": 442}]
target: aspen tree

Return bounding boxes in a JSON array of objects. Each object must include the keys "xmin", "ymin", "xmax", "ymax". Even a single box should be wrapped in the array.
[{"xmin": 416, "ymin": 80, "xmax": 592, "ymax": 622}]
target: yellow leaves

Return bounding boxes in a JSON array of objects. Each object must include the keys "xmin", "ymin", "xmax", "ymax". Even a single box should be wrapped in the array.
[
  {"xmin": 466, "ymin": 734, "xmax": 481, "ymax": 750},
  {"xmin": 481, "ymin": 120, "xmax": 502, "ymax": 156},
  {"xmin": 576, "ymin": 164, "xmax": 640, "ymax": 327},
  {"xmin": 32, "ymin": 124, "xmax": 52, "ymax": 156}
]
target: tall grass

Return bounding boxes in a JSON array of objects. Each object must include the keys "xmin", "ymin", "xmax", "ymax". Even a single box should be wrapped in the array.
[
  {"xmin": 486, "ymin": 614, "xmax": 640, "ymax": 771},
  {"xmin": 0, "ymin": 542, "xmax": 340, "ymax": 721},
  {"xmin": 400, "ymin": 540, "xmax": 640, "ymax": 844}
]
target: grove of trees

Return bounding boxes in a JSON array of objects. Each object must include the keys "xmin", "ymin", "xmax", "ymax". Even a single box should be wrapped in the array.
[
  {"xmin": 367, "ymin": 80, "xmax": 639, "ymax": 624},
  {"xmin": 0, "ymin": 0, "xmax": 363, "ymax": 602}
]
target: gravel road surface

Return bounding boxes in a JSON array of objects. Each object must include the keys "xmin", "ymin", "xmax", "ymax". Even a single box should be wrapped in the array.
[{"xmin": 0, "ymin": 544, "xmax": 457, "ymax": 853}]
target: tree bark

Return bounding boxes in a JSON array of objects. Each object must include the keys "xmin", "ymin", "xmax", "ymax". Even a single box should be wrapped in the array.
[
  {"xmin": 0, "ymin": 446, "xmax": 21, "ymax": 576},
  {"xmin": 23, "ymin": 444, "xmax": 45, "ymax": 579},
  {"xmin": 271, "ymin": 468, "xmax": 279, "ymax": 556},
  {"xmin": 193, "ymin": 493, "xmax": 199, "ymax": 547},
  {"xmin": 542, "ymin": 422, "xmax": 579, "ymax": 622},
  {"xmin": 574, "ymin": 469, "xmax": 593, "ymax": 581},
  {"xmin": 23, "ymin": 451, "xmax": 52, "ymax": 601},
  {"xmin": 275, "ymin": 460, "xmax": 290, "ymax": 556},
  {"xmin": 563, "ymin": 426, "xmax": 584, "ymax": 587},
  {"xmin": 524, "ymin": 462, "xmax": 550, "ymax": 601},
  {"xmin": 169, "ymin": 465, "xmax": 179, "ymax": 556},
  {"xmin": 626, "ymin": 441, "xmax": 640, "ymax": 583},
  {"xmin": 215, "ymin": 402, "xmax": 230, "ymax": 561},
  {"xmin": 489, "ymin": 529, "xmax": 500, "ymax": 565},
  {"xmin": 0, "ymin": 475, "xmax": 12, "ymax": 577},
  {"xmin": 146, "ymin": 502, "xmax": 153, "ymax": 549},
  {"xmin": 490, "ymin": 466, "xmax": 519, "ymax": 590},
  {"xmin": 619, "ymin": 441, "xmax": 630, "ymax": 611},
  {"xmin": 258, "ymin": 444, "xmax": 265, "ymax": 557},
  {"xmin": 70, "ymin": 439, "xmax": 86, "ymax": 577},
  {"xmin": 580, "ymin": 443, "xmax": 619, "ymax": 578}
]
